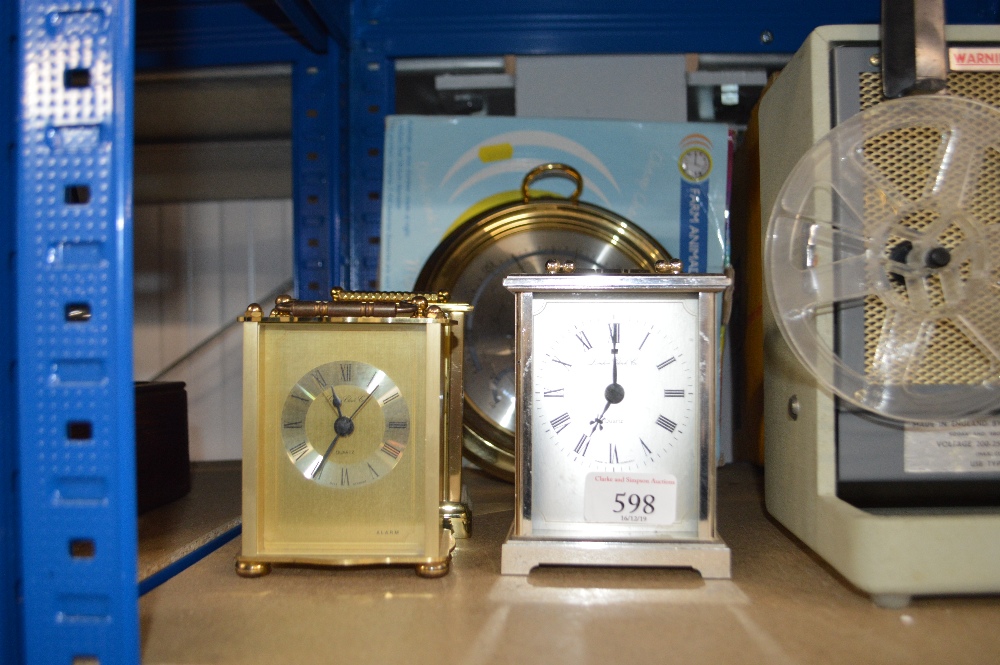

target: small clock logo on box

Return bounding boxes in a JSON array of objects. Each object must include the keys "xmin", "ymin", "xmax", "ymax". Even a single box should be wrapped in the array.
[{"xmin": 678, "ymin": 146, "xmax": 712, "ymax": 182}]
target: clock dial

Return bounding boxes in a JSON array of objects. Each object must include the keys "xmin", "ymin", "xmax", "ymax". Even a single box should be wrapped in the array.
[
  {"xmin": 280, "ymin": 360, "xmax": 410, "ymax": 488},
  {"xmin": 529, "ymin": 294, "xmax": 701, "ymax": 538}
]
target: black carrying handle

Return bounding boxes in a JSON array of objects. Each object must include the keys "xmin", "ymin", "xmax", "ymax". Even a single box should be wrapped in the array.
[{"xmin": 881, "ymin": 0, "xmax": 949, "ymax": 98}]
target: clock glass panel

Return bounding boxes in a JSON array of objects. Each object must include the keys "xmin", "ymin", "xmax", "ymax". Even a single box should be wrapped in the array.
[
  {"xmin": 529, "ymin": 292, "xmax": 702, "ymax": 540},
  {"xmin": 254, "ymin": 322, "xmax": 439, "ymax": 557}
]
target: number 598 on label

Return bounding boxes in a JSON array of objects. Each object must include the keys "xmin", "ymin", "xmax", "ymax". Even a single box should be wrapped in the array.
[{"xmin": 583, "ymin": 472, "xmax": 678, "ymax": 525}]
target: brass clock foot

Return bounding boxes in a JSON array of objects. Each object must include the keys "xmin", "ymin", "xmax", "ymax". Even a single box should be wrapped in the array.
[
  {"xmin": 440, "ymin": 501, "xmax": 472, "ymax": 539},
  {"xmin": 235, "ymin": 559, "xmax": 271, "ymax": 578},
  {"xmin": 415, "ymin": 558, "xmax": 450, "ymax": 578}
]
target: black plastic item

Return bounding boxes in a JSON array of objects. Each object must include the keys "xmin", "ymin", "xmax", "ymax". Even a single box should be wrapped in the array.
[
  {"xmin": 135, "ymin": 381, "xmax": 191, "ymax": 514},
  {"xmin": 838, "ymin": 479, "xmax": 1000, "ymax": 509}
]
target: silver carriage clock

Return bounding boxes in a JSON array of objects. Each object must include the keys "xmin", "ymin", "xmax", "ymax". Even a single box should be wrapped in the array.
[{"xmin": 501, "ymin": 259, "xmax": 732, "ymax": 578}]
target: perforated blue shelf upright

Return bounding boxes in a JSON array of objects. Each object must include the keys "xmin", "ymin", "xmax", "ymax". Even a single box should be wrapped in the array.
[
  {"xmin": 9, "ymin": 1, "xmax": 138, "ymax": 663},
  {"xmin": 4, "ymin": 1, "xmax": 999, "ymax": 664}
]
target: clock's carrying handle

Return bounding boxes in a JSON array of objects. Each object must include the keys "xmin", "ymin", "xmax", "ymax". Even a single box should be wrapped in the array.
[
  {"xmin": 269, "ymin": 294, "xmax": 432, "ymax": 319},
  {"xmin": 881, "ymin": 0, "xmax": 948, "ymax": 98},
  {"xmin": 521, "ymin": 163, "xmax": 584, "ymax": 203},
  {"xmin": 329, "ymin": 287, "xmax": 450, "ymax": 303}
]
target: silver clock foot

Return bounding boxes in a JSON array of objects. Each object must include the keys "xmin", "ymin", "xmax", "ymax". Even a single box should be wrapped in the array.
[
  {"xmin": 415, "ymin": 557, "xmax": 451, "ymax": 578},
  {"xmin": 501, "ymin": 536, "xmax": 732, "ymax": 579},
  {"xmin": 235, "ymin": 559, "xmax": 271, "ymax": 578}
]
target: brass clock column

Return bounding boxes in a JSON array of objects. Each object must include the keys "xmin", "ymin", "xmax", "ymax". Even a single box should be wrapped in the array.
[{"xmin": 237, "ymin": 291, "xmax": 471, "ymax": 578}]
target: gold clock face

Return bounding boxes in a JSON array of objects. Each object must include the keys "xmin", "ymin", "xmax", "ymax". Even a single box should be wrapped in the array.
[
  {"xmin": 244, "ymin": 320, "xmax": 443, "ymax": 560},
  {"xmin": 280, "ymin": 360, "xmax": 411, "ymax": 488}
]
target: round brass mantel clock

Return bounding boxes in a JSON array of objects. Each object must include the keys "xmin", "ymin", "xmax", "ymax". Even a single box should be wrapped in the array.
[
  {"xmin": 500, "ymin": 260, "xmax": 731, "ymax": 578},
  {"xmin": 415, "ymin": 163, "xmax": 670, "ymax": 480},
  {"xmin": 236, "ymin": 290, "xmax": 471, "ymax": 578}
]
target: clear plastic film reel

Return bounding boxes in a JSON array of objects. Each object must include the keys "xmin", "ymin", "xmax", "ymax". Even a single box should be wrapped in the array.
[{"xmin": 765, "ymin": 95, "xmax": 1000, "ymax": 422}]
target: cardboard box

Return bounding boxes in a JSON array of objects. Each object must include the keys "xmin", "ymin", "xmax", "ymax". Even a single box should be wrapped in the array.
[{"xmin": 379, "ymin": 115, "xmax": 732, "ymax": 290}]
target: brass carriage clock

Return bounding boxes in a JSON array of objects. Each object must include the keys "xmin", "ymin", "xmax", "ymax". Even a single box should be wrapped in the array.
[
  {"xmin": 501, "ymin": 260, "xmax": 731, "ymax": 578},
  {"xmin": 236, "ymin": 289, "xmax": 471, "ymax": 578}
]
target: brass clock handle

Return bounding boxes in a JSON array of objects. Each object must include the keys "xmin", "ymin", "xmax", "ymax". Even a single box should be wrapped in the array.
[
  {"xmin": 330, "ymin": 287, "xmax": 450, "ymax": 303},
  {"xmin": 270, "ymin": 296, "xmax": 429, "ymax": 319},
  {"xmin": 521, "ymin": 163, "xmax": 584, "ymax": 203}
]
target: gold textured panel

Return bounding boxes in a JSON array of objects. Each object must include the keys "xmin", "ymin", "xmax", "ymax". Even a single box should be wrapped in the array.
[{"xmin": 858, "ymin": 73, "xmax": 1000, "ymax": 384}]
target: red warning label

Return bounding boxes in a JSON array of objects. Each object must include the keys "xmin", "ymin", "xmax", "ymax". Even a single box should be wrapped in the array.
[{"xmin": 950, "ymin": 48, "xmax": 1000, "ymax": 71}]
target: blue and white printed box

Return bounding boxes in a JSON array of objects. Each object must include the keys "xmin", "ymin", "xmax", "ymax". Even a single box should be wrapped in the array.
[{"xmin": 379, "ymin": 115, "xmax": 731, "ymax": 290}]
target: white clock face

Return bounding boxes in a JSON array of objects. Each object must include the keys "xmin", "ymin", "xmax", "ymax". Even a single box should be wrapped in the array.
[{"xmin": 529, "ymin": 294, "xmax": 702, "ymax": 539}]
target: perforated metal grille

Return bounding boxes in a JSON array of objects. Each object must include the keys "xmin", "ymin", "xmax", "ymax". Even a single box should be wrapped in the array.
[{"xmin": 858, "ymin": 73, "xmax": 1000, "ymax": 384}]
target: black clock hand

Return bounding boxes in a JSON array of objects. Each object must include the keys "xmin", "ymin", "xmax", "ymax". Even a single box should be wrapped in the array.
[
  {"xmin": 581, "ymin": 327, "xmax": 627, "ymax": 455},
  {"xmin": 324, "ymin": 386, "xmax": 344, "ymax": 417},
  {"xmin": 609, "ymin": 323, "xmax": 619, "ymax": 386},
  {"xmin": 574, "ymin": 400, "xmax": 611, "ymax": 457},
  {"xmin": 314, "ymin": 386, "xmax": 365, "ymax": 480},
  {"xmin": 348, "ymin": 385, "xmax": 379, "ymax": 420},
  {"xmin": 589, "ymin": 399, "xmax": 612, "ymax": 432},
  {"xmin": 313, "ymin": 434, "xmax": 342, "ymax": 479}
]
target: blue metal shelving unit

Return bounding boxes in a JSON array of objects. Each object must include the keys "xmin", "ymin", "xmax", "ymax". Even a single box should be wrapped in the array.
[
  {"xmin": 134, "ymin": 1, "xmax": 352, "ymax": 299},
  {"xmin": 4, "ymin": 1, "xmax": 998, "ymax": 663},
  {"xmin": 3, "ymin": 1, "xmax": 21, "ymax": 662},
  {"xmin": 13, "ymin": 1, "xmax": 139, "ymax": 663}
]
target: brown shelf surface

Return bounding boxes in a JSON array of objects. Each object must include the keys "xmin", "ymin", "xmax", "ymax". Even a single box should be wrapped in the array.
[
  {"xmin": 140, "ymin": 463, "xmax": 1000, "ymax": 664},
  {"xmin": 138, "ymin": 461, "xmax": 242, "ymax": 583}
]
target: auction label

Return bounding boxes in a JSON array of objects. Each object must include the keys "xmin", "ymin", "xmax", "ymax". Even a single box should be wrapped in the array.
[
  {"xmin": 583, "ymin": 473, "xmax": 677, "ymax": 525},
  {"xmin": 904, "ymin": 419, "xmax": 1000, "ymax": 473}
]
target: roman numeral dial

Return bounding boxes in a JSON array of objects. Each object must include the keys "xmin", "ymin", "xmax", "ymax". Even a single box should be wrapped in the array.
[
  {"xmin": 280, "ymin": 360, "xmax": 411, "ymax": 488},
  {"xmin": 532, "ymin": 302, "xmax": 697, "ymax": 473}
]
